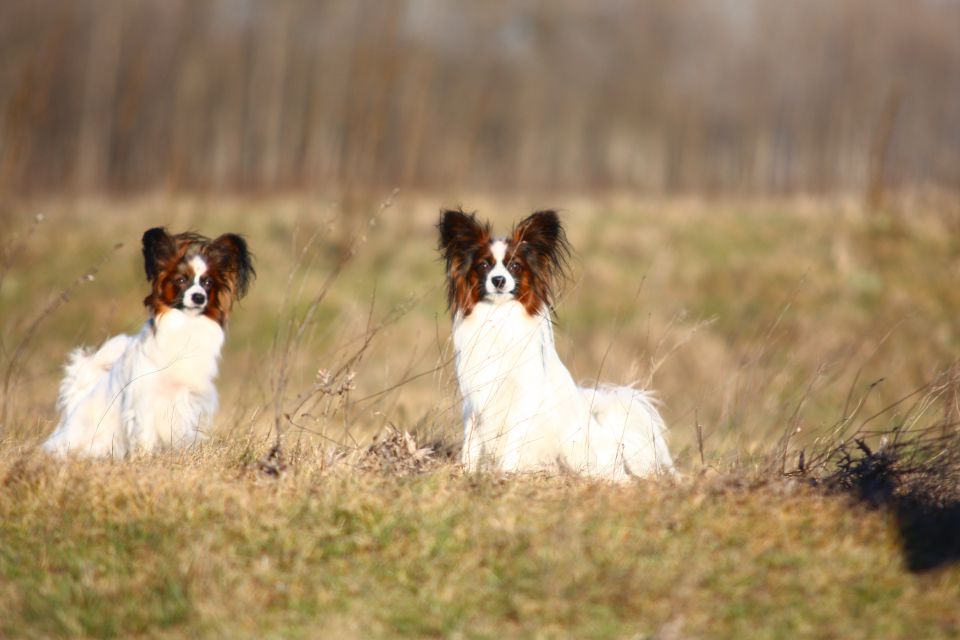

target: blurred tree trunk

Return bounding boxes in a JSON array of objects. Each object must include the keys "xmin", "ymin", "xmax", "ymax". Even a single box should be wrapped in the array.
[
  {"xmin": 75, "ymin": 4, "xmax": 124, "ymax": 191},
  {"xmin": 866, "ymin": 88, "xmax": 902, "ymax": 212}
]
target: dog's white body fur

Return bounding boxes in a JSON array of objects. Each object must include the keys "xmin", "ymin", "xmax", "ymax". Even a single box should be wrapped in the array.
[
  {"xmin": 453, "ymin": 298, "xmax": 674, "ymax": 480},
  {"xmin": 43, "ymin": 309, "xmax": 223, "ymax": 458}
]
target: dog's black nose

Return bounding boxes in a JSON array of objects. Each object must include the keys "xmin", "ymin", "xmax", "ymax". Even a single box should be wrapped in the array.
[
  {"xmin": 191, "ymin": 292, "xmax": 206, "ymax": 305},
  {"xmin": 491, "ymin": 275, "xmax": 506, "ymax": 290}
]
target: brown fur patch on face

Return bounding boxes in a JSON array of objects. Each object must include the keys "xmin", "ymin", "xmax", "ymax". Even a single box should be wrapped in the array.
[
  {"xmin": 502, "ymin": 242, "xmax": 541, "ymax": 315},
  {"xmin": 437, "ymin": 209, "xmax": 492, "ymax": 317},
  {"xmin": 452, "ymin": 242, "xmax": 495, "ymax": 317},
  {"xmin": 141, "ymin": 228, "xmax": 255, "ymax": 326},
  {"xmin": 142, "ymin": 230, "xmax": 202, "ymax": 317}
]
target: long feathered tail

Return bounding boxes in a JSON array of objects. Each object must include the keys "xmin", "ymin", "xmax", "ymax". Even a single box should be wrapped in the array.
[
  {"xmin": 579, "ymin": 384, "xmax": 675, "ymax": 477},
  {"xmin": 55, "ymin": 335, "xmax": 130, "ymax": 417}
]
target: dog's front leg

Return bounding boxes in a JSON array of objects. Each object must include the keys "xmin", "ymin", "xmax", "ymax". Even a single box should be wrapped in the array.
[
  {"xmin": 499, "ymin": 422, "xmax": 530, "ymax": 473},
  {"xmin": 460, "ymin": 412, "xmax": 482, "ymax": 471}
]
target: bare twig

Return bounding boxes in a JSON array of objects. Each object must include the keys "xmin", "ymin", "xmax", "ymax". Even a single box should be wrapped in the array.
[
  {"xmin": 268, "ymin": 189, "xmax": 398, "ymax": 453},
  {"xmin": 1, "ymin": 242, "xmax": 123, "ymax": 433},
  {"xmin": 695, "ymin": 408, "xmax": 706, "ymax": 467},
  {"xmin": 0, "ymin": 212, "xmax": 44, "ymax": 298}
]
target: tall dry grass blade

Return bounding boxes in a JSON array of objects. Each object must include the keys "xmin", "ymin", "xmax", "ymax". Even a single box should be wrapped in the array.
[{"xmin": 0, "ymin": 241, "xmax": 123, "ymax": 434}]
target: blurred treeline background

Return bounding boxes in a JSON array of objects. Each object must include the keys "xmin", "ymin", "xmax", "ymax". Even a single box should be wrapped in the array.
[{"xmin": 2, "ymin": 0, "xmax": 959, "ymax": 196}]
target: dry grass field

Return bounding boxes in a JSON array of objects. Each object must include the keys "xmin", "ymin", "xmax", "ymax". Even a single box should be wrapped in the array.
[
  {"xmin": 4, "ymin": 1, "xmax": 960, "ymax": 636},
  {"xmin": 1, "ymin": 193, "xmax": 960, "ymax": 638}
]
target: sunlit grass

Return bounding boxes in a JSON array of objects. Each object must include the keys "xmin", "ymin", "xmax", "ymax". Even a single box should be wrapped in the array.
[
  {"xmin": 1, "ymin": 446, "xmax": 958, "ymax": 639},
  {"xmin": 1, "ymin": 194, "xmax": 958, "ymax": 637}
]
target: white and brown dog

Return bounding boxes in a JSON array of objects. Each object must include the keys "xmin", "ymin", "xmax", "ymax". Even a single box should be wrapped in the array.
[
  {"xmin": 439, "ymin": 209, "xmax": 673, "ymax": 480},
  {"xmin": 43, "ymin": 228, "xmax": 254, "ymax": 458}
]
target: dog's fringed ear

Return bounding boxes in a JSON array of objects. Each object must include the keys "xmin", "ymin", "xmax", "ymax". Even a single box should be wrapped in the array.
[
  {"xmin": 512, "ymin": 210, "xmax": 571, "ymax": 276},
  {"xmin": 208, "ymin": 233, "xmax": 256, "ymax": 299},
  {"xmin": 142, "ymin": 227, "xmax": 176, "ymax": 282},
  {"xmin": 438, "ymin": 209, "xmax": 490, "ymax": 256}
]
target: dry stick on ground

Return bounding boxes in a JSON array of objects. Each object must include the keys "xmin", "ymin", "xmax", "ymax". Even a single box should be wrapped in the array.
[
  {"xmin": 284, "ymin": 287, "xmax": 428, "ymax": 445},
  {"xmin": 695, "ymin": 409, "xmax": 706, "ymax": 468},
  {"xmin": 270, "ymin": 229, "xmax": 369, "ymax": 440},
  {"xmin": 267, "ymin": 190, "xmax": 397, "ymax": 459},
  {"xmin": 282, "ymin": 283, "xmax": 383, "ymax": 449},
  {"xmin": 0, "ymin": 242, "xmax": 123, "ymax": 434},
  {"xmin": 268, "ymin": 226, "xmax": 326, "ymax": 440},
  {"xmin": 275, "ymin": 301, "xmax": 442, "ymax": 470}
]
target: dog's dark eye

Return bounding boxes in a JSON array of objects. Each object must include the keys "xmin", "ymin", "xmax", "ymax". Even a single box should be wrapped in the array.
[
  {"xmin": 508, "ymin": 261, "xmax": 522, "ymax": 274},
  {"xmin": 476, "ymin": 261, "xmax": 491, "ymax": 273},
  {"xmin": 174, "ymin": 275, "xmax": 188, "ymax": 287},
  {"xmin": 200, "ymin": 276, "xmax": 213, "ymax": 289}
]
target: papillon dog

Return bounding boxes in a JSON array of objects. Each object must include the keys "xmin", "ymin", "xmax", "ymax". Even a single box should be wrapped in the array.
[
  {"xmin": 43, "ymin": 227, "xmax": 254, "ymax": 458},
  {"xmin": 438, "ymin": 209, "xmax": 674, "ymax": 480}
]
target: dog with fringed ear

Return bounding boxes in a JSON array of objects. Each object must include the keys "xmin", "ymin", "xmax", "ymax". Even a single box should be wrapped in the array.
[
  {"xmin": 43, "ymin": 227, "xmax": 255, "ymax": 458},
  {"xmin": 438, "ymin": 208, "xmax": 674, "ymax": 481}
]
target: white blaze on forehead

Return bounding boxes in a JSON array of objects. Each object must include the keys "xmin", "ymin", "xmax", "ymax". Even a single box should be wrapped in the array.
[
  {"xmin": 182, "ymin": 254, "xmax": 210, "ymax": 312},
  {"xmin": 485, "ymin": 239, "xmax": 516, "ymax": 297},
  {"xmin": 490, "ymin": 240, "xmax": 508, "ymax": 264},
  {"xmin": 188, "ymin": 255, "xmax": 208, "ymax": 281}
]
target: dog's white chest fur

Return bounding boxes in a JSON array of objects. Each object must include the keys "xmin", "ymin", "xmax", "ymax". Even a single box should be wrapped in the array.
[
  {"xmin": 454, "ymin": 301, "xmax": 561, "ymax": 466},
  {"xmin": 44, "ymin": 310, "xmax": 224, "ymax": 458},
  {"xmin": 452, "ymin": 300, "xmax": 674, "ymax": 480}
]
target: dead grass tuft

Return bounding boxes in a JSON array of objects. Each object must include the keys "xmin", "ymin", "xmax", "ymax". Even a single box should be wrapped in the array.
[{"xmin": 355, "ymin": 427, "xmax": 441, "ymax": 477}]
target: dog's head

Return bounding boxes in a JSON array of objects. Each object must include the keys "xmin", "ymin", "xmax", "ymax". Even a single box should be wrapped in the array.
[
  {"xmin": 142, "ymin": 227, "xmax": 255, "ymax": 325},
  {"xmin": 437, "ymin": 209, "xmax": 570, "ymax": 317}
]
